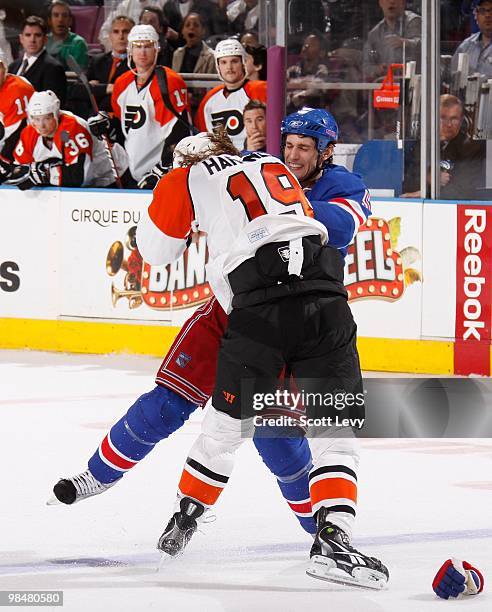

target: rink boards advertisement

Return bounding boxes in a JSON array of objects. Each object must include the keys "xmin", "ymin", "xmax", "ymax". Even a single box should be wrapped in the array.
[
  {"xmin": 1, "ymin": 186, "xmax": 492, "ymax": 373},
  {"xmin": 58, "ymin": 192, "xmax": 425, "ymax": 336}
]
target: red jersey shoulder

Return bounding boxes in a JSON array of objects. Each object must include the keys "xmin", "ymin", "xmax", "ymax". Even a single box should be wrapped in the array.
[
  {"xmin": 14, "ymin": 125, "xmax": 39, "ymax": 163},
  {"xmin": 1, "ymin": 75, "xmax": 34, "ymax": 127},
  {"xmin": 244, "ymin": 80, "xmax": 267, "ymax": 102},
  {"xmin": 149, "ymin": 68, "xmax": 190, "ymax": 126}
]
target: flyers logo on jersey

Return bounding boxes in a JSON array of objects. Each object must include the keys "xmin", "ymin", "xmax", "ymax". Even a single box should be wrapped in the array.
[
  {"xmin": 124, "ymin": 105, "xmax": 147, "ymax": 131},
  {"xmin": 211, "ymin": 110, "xmax": 244, "ymax": 136},
  {"xmin": 344, "ymin": 217, "xmax": 421, "ymax": 301}
]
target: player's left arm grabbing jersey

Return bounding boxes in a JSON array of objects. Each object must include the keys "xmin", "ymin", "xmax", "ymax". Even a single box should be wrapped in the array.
[
  {"xmin": 137, "ymin": 166, "xmax": 194, "ymax": 265},
  {"xmin": 306, "ymin": 164, "xmax": 371, "ymax": 255}
]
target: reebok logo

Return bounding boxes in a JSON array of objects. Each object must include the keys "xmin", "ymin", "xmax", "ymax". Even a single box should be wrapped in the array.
[{"xmin": 461, "ymin": 209, "xmax": 486, "ymax": 341}]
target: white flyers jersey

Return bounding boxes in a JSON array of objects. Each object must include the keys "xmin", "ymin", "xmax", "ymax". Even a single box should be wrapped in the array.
[
  {"xmin": 14, "ymin": 111, "xmax": 118, "ymax": 187},
  {"xmin": 137, "ymin": 151, "xmax": 327, "ymax": 312},
  {"xmin": 195, "ymin": 80, "xmax": 267, "ymax": 150},
  {"xmin": 112, "ymin": 68, "xmax": 189, "ymax": 181}
]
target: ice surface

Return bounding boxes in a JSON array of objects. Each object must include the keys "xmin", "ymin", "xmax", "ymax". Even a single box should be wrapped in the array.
[{"xmin": 0, "ymin": 350, "xmax": 491, "ymax": 611}]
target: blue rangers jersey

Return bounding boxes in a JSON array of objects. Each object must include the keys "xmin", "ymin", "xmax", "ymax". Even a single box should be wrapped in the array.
[{"xmin": 305, "ymin": 163, "xmax": 372, "ymax": 257}]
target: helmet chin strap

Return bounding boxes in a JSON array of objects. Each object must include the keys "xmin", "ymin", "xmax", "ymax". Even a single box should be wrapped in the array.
[{"xmin": 300, "ymin": 151, "xmax": 329, "ymax": 187}]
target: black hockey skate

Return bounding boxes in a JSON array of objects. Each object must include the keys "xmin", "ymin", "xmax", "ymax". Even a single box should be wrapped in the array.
[
  {"xmin": 157, "ymin": 497, "xmax": 205, "ymax": 557},
  {"xmin": 48, "ymin": 470, "xmax": 116, "ymax": 505},
  {"xmin": 307, "ymin": 508, "xmax": 389, "ymax": 589}
]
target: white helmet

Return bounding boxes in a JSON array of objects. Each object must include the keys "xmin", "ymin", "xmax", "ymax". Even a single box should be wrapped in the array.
[
  {"xmin": 127, "ymin": 24, "xmax": 160, "ymax": 73},
  {"xmin": 27, "ymin": 90, "xmax": 60, "ymax": 120},
  {"xmin": 214, "ymin": 38, "xmax": 247, "ymax": 77},
  {"xmin": 173, "ymin": 133, "xmax": 213, "ymax": 168}
]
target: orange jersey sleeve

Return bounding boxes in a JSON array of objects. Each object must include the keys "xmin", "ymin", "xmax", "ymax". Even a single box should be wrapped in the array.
[
  {"xmin": 244, "ymin": 80, "xmax": 267, "ymax": 103},
  {"xmin": 137, "ymin": 167, "xmax": 195, "ymax": 266},
  {"xmin": 149, "ymin": 167, "xmax": 194, "ymax": 238},
  {"xmin": 111, "ymin": 71, "xmax": 134, "ymax": 120},
  {"xmin": 194, "ymin": 85, "xmax": 224, "ymax": 132}
]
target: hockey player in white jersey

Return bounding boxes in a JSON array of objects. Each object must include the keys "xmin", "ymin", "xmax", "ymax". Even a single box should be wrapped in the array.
[
  {"xmin": 195, "ymin": 39, "xmax": 266, "ymax": 151},
  {"xmin": 110, "ymin": 24, "xmax": 191, "ymax": 187},
  {"xmin": 7, "ymin": 90, "xmax": 127, "ymax": 188},
  {"xmin": 137, "ymin": 125, "xmax": 389, "ymax": 589}
]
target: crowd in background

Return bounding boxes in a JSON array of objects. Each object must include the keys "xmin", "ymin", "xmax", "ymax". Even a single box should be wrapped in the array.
[{"xmin": 0, "ymin": 0, "xmax": 490, "ymax": 198}]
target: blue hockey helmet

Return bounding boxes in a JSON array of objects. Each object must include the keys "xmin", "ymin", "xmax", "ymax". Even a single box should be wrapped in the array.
[{"xmin": 281, "ymin": 108, "xmax": 339, "ymax": 153}]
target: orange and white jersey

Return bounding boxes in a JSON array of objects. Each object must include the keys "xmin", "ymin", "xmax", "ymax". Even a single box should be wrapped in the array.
[
  {"xmin": 112, "ymin": 67, "xmax": 190, "ymax": 181},
  {"xmin": 14, "ymin": 111, "xmax": 118, "ymax": 187},
  {"xmin": 0, "ymin": 74, "xmax": 34, "ymax": 158},
  {"xmin": 195, "ymin": 80, "xmax": 267, "ymax": 150},
  {"xmin": 137, "ymin": 152, "xmax": 327, "ymax": 312}
]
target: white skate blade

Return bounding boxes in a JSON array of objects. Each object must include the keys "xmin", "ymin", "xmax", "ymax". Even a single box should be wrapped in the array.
[
  {"xmin": 46, "ymin": 495, "xmax": 60, "ymax": 506},
  {"xmin": 307, "ymin": 555, "xmax": 388, "ymax": 590}
]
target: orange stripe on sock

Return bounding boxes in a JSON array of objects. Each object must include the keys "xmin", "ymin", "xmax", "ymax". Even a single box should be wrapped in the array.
[
  {"xmin": 178, "ymin": 469, "xmax": 224, "ymax": 505},
  {"xmin": 309, "ymin": 477, "xmax": 357, "ymax": 507}
]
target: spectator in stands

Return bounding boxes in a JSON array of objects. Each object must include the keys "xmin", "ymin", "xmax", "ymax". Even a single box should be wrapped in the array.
[
  {"xmin": 244, "ymin": 43, "xmax": 266, "ymax": 80},
  {"xmin": 9, "ymin": 16, "xmax": 67, "ymax": 106},
  {"xmin": 8, "ymin": 90, "xmax": 128, "ymax": 189},
  {"xmin": 46, "ymin": 0, "xmax": 89, "ymax": 69},
  {"xmin": 402, "ymin": 94, "xmax": 485, "ymax": 199},
  {"xmin": 99, "ymin": 1, "xmax": 177, "ymax": 51},
  {"xmin": 287, "ymin": 0, "xmax": 328, "ymax": 53},
  {"xmin": 243, "ymin": 98, "xmax": 265, "ymax": 151},
  {"xmin": 84, "ymin": 15, "xmax": 134, "ymax": 113},
  {"xmin": 286, "ymin": 31, "xmax": 329, "ymax": 110},
  {"xmin": 451, "ymin": 0, "xmax": 492, "ymax": 77},
  {"xmin": 363, "ymin": 0, "xmax": 421, "ymax": 80},
  {"xmin": 227, "ymin": 0, "xmax": 259, "ymax": 35},
  {"xmin": 172, "ymin": 13, "xmax": 216, "ymax": 73},
  {"xmin": 140, "ymin": 7, "xmax": 173, "ymax": 67},
  {"xmin": 0, "ymin": 49, "xmax": 35, "ymax": 170},
  {"xmin": 0, "ymin": 9, "xmax": 13, "ymax": 66},
  {"xmin": 240, "ymin": 30, "xmax": 259, "ymax": 48},
  {"xmin": 163, "ymin": 0, "xmax": 228, "ymax": 41}
]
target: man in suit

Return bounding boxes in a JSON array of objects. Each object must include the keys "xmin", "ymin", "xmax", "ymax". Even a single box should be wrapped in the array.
[
  {"xmin": 86, "ymin": 15, "xmax": 135, "ymax": 113},
  {"xmin": 9, "ymin": 16, "xmax": 67, "ymax": 105}
]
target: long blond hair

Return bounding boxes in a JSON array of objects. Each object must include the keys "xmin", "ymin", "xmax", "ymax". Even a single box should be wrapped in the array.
[{"xmin": 180, "ymin": 126, "xmax": 240, "ymax": 166}]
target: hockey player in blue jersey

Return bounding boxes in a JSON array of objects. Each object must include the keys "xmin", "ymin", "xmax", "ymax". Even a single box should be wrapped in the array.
[{"xmin": 51, "ymin": 109, "xmax": 386, "ymax": 589}]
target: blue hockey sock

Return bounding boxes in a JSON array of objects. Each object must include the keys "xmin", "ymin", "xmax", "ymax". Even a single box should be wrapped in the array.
[
  {"xmin": 254, "ymin": 431, "xmax": 316, "ymax": 535},
  {"xmin": 88, "ymin": 385, "xmax": 197, "ymax": 483}
]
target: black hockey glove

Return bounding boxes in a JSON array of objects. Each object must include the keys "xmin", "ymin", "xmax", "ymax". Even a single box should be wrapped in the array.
[
  {"xmin": 137, "ymin": 162, "xmax": 171, "ymax": 190},
  {"xmin": 0, "ymin": 155, "xmax": 13, "ymax": 185},
  {"xmin": 88, "ymin": 111, "xmax": 111, "ymax": 140},
  {"xmin": 7, "ymin": 161, "xmax": 60, "ymax": 190}
]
